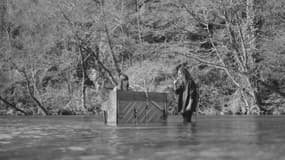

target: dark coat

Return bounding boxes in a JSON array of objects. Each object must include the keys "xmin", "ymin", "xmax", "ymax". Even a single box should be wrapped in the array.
[
  {"xmin": 118, "ymin": 73, "xmax": 129, "ymax": 91},
  {"xmin": 174, "ymin": 78, "xmax": 199, "ymax": 114}
]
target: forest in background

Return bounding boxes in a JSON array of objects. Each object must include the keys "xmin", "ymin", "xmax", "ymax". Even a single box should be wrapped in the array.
[{"xmin": 0, "ymin": 0, "xmax": 284, "ymax": 116}]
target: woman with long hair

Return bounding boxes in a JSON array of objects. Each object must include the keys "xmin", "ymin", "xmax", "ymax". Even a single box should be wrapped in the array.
[{"xmin": 174, "ymin": 67, "xmax": 199, "ymax": 122}]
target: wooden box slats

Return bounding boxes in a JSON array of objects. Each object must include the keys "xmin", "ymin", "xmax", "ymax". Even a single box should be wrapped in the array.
[{"xmin": 105, "ymin": 90, "xmax": 167, "ymax": 125}]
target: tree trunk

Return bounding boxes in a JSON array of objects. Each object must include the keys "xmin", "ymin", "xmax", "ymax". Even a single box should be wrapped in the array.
[
  {"xmin": 243, "ymin": 0, "xmax": 260, "ymax": 114},
  {"xmin": 100, "ymin": 0, "xmax": 121, "ymax": 77},
  {"xmin": 221, "ymin": 0, "xmax": 260, "ymax": 114},
  {"xmin": 238, "ymin": 74, "xmax": 258, "ymax": 114},
  {"xmin": 79, "ymin": 46, "xmax": 87, "ymax": 112},
  {"xmin": 0, "ymin": 0, "xmax": 8, "ymax": 51},
  {"xmin": 246, "ymin": 0, "xmax": 257, "ymax": 63},
  {"xmin": 136, "ymin": 0, "xmax": 143, "ymax": 43},
  {"xmin": 228, "ymin": 0, "xmax": 260, "ymax": 114},
  {"xmin": 0, "ymin": 0, "xmax": 7, "ymax": 36}
]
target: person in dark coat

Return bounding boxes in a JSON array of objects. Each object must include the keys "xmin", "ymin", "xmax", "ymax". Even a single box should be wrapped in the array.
[
  {"xmin": 173, "ymin": 67, "xmax": 199, "ymax": 122},
  {"xmin": 118, "ymin": 72, "xmax": 129, "ymax": 91}
]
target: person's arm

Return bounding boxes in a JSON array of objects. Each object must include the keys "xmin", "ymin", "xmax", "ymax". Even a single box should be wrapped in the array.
[
  {"xmin": 185, "ymin": 98, "xmax": 192, "ymax": 111},
  {"xmin": 185, "ymin": 80, "xmax": 197, "ymax": 111},
  {"xmin": 174, "ymin": 80, "xmax": 184, "ymax": 94}
]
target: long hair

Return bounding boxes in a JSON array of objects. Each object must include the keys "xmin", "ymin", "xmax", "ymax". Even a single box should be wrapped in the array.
[
  {"xmin": 178, "ymin": 67, "xmax": 193, "ymax": 84},
  {"xmin": 119, "ymin": 73, "xmax": 129, "ymax": 90}
]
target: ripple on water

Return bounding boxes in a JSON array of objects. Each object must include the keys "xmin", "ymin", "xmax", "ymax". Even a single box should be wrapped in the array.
[
  {"xmin": 79, "ymin": 155, "xmax": 107, "ymax": 160},
  {"xmin": 0, "ymin": 134, "xmax": 12, "ymax": 147},
  {"xmin": 0, "ymin": 141, "xmax": 11, "ymax": 144},
  {"xmin": 67, "ymin": 146, "xmax": 86, "ymax": 151},
  {"xmin": 0, "ymin": 134, "xmax": 13, "ymax": 140},
  {"xmin": 1, "ymin": 116, "xmax": 285, "ymax": 160}
]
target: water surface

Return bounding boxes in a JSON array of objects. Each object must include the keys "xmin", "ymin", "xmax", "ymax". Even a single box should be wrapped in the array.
[{"xmin": 1, "ymin": 116, "xmax": 285, "ymax": 160}]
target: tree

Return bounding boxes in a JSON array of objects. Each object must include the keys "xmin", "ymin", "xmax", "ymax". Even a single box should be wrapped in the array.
[{"xmin": 174, "ymin": 0, "xmax": 285, "ymax": 114}]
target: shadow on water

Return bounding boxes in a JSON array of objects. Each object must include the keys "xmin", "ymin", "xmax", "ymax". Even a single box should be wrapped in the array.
[{"xmin": 1, "ymin": 115, "xmax": 285, "ymax": 160}]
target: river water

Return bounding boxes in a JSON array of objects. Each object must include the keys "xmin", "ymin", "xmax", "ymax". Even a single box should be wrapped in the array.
[{"xmin": 0, "ymin": 116, "xmax": 285, "ymax": 160}]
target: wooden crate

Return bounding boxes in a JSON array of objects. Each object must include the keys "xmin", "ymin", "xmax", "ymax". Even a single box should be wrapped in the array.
[{"xmin": 104, "ymin": 89, "xmax": 168, "ymax": 125}]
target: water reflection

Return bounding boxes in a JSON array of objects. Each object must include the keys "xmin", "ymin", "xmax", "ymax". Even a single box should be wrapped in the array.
[{"xmin": 0, "ymin": 116, "xmax": 285, "ymax": 160}]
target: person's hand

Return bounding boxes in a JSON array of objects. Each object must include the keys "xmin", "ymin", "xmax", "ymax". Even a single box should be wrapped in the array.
[
  {"xmin": 173, "ymin": 79, "xmax": 178, "ymax": 85},
  {"xmin": 185, "ymin": 99, "xmax": 192, "ymax": 111}
]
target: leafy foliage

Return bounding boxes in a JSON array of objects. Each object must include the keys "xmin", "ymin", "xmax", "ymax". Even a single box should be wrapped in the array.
[{"xmin": 0, "ymin": 0, "xmax": 284, "ymax": 115}]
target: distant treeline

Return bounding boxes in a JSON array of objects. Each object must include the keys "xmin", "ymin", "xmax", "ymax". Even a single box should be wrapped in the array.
[{"xmin": 0, "ymin": 0, "xmax": 284, "ymax": 116}]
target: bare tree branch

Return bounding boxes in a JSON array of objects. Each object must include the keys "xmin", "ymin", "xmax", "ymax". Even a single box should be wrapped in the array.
[
  {"xmin": 0, "ymin": 96, "xmax": 28, "ymax": 115},
  {"xmin": 237, "ymin": 23, "xmax": 248, "ymax": 68},
  {"xmin": 3, "ymin": 10, "xmax": 48, "ymax": 115},
  {"xmin": 225, "ymin": 22, "xmax": 247, "ymax": 71},
  {"xmin": 60, "ymin": 7, "xmax": 118, "ymax": 86},
  {"xmin": 20, "ymin": 68, "xmax": 49, "ymax": 115},
  {"xmin": 82, "ymin": 45, "xmax": 118, "ymax": 86},
  {"xmin": 100, "ymin": 0, "xmax": 121, "ymax": 76},
  {"xmin": 206, "ymin": 27, "xmax": 241, "ymax": 87},
  {"xmin": 174, "ymin": 51, "xmax": 225, "ymax": 70},
  {"xmin": 7, "ymin": 60, "xmax": 49, "ymax": 115}
]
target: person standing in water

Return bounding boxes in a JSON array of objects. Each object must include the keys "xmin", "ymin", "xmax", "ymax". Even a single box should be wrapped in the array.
[
  {"xmin": 173, "ymin": 66, "xmax": 199, "ymax": 123},
  {"xmin": 118, "ymin": 72, "xmax": 129, "ymax": 91}
]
